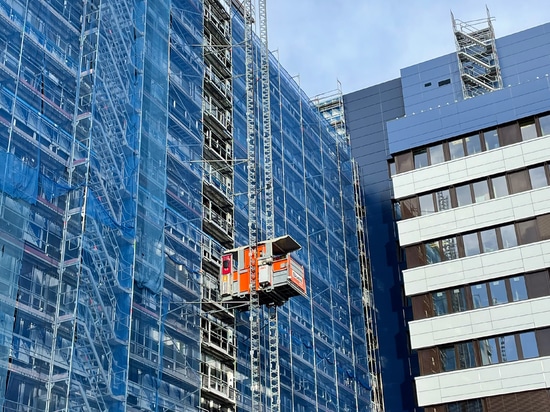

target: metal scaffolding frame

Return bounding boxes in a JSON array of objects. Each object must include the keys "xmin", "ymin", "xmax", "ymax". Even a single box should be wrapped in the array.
[{"xmin": 452, "ymin": 7, "xmax": 503, "ymax": 98}]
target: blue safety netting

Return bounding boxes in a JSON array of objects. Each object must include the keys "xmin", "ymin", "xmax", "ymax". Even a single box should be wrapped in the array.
[{"xmin": 0, "ymin": 151, "xmax": 39, "ymax": 204}]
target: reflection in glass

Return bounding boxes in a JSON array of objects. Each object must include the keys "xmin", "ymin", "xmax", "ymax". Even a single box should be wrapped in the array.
[
  {"xmin": 489, "ymin": 280, "xmax": 508, "ymax": 305},
  {"xmin": 451, "ymin": 288, "xmax": 467, "ymax": 313},
  {"xmin": 432, "ymin": 292, "xmax": 448, "ymax": 316},
  {"xmin": 520, "ymin": 123, "xmax": 537, "ymax": 141},
  {"xmin": 441, "ymin": 238, "xmax": 458, "ymax": 261},
  {"xmin": 480, "ymin": 338, "xmax": 499, "ymax": 365},
  {"xmin": 540, "ymin": 114, "xmax": 550, "ymax": 136},
  {"xmin": 435, "ymin": 189, "xmax": 451, "ymax": 211},
  {"xmin": 480, "ymin": 229, "xmax": 498, "ymax": 253},
  {"xmin": 510, "ymin": 276, "xmax": 527, "ymax": 301},
  {"xmin": 491, "ymin": 175, "xmax": 508, "ymax": 198},
  {"xmin": 458, "ymin": 342, "xmax": 476, "ymax": 369},
  {"xmin": 473, "ymin": 180, "xmax": 490, "ymax": 202},
  {"xmin": 463, "ymin": 233, "xmax": 480, "ymax": 256},
  {"xmin": 449, "ymin": 139, "xmax": 465, "ymax": 160},
  {"xmin": 425, "ymin": 242, "xmax": 441, "ymax": 264},
  {"xmin": 519, "ymin": 332, "xmax": 539, "ymax": 359},
  {"xmin": 500, "ymin": 224, "xmax": 518, "ymax": 249},
  {"xmin": 440, "ymin": 346, "xmax": 457, "ymax": 371},
  {"xmin": 500, "ymin": 335, "xmax": 518, "ymax": 362},
  {"xmin": 471, "ymin": 284, "xmax": 489, "ymax": 308},
  {"xmin": 465, "ymin": 135, "xmax": 482, "ymax": 155},
  {"xmin": 429, "ymin": 144, "xmax": 445, "ymax": 165},
  {"xmin": 455, "ymin": 184, "xmax": 473, "ymax": 207},
  {"xmin": 529, "ymin": 166, "xmax": 547, "ymax": 189},
  {"xmin": 484, "ymin": 129, "xmax": 500, "ymax": 150},
  {"xmin": 414, "ymin": 150, "xmax": 428, "ymax": 168},
  {"xmin": 419, "ymin": 194, "xmax": 435, "ymax": 215}
]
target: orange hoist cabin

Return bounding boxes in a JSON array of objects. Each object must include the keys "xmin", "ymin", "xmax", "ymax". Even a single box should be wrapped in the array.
[{"xmin": 220, "ymin": 235, "xmax": 306, "ymax": 305}]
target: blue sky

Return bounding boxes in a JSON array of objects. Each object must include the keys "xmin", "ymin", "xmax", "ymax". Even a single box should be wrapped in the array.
[{"xmin": 267, "ymin": 1, "xmax": 550, "ymax": 97}]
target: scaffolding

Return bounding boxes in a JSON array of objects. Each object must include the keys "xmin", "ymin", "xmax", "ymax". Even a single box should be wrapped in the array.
[
  {"xmin": 0, "ymin": 1, "xmax": 378, "ymax": 411},
  {"xmin": 452, "ymin": 7, "xmax": 503, "ymax": 98}
]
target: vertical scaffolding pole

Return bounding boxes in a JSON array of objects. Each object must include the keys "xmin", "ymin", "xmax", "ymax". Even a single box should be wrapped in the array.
[{"xmin": 244, "ymin": 0, "xmax": 261, "ymax": 410}]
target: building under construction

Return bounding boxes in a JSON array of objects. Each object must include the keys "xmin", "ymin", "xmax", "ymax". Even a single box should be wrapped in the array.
[{"xmin": 0, "ymin": 0, "xmax": 380, "ymax": 411}]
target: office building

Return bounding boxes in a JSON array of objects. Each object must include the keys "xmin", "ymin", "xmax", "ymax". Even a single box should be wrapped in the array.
[
  {"xmin": 0, "ymin": 0, "xmax": 377, "ymax": 411},
  {"xmin": 345, "ymin": 14, "xmax": 550, "ymax": 412}
]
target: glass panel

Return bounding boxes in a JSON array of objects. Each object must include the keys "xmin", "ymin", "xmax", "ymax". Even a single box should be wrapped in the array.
[
  {"xmin": 484, "ymin": 128, "xmax": 500, "ymax": 150},
  {"xmin": 441, "ymin": 238, "xmax": 458, "ymax": 261},
  {"xmin": 393, "ymin": 202, "xmax": 402, "ymax": 220},
  {"xmin": 519, "ymin": 332, "xmax": 539, "ymax": 359},
  {"xmin": 499, "ymin": 335, "xmax": 518, "ymax": 362},
  {"xmin": 465, "ymin": 135, "xmax": 482, "ymax": 155},
  {"xmin": 472, "ymin": 180, "xmax": 490, "ymax": 202},
  {"xmin": 480, "ymin": 229, "xmax": 498, "ymax": 253},
  {"xmin": 457, "ymin": 342, "xmax": 476, "ymax": 369},
  {"xmin": 517, "ymin": 219, "xmax": 539, "ymax": 244},
  {"xmin": 462, "ymin": 233, "xmax": 480, "ymax": 256},
  {"xmin": 471, "ymin": 284, "xmax": 489, "ymax": 308},
  {"xmin": 539, "ymin": 114, "xmax": 550, "ymax": 136},
  {"xmin": 529, "ymin": 166, "xmax": 547, "ymax": 189},
  {"xmin": 425, "ymin": 241, "xmax": 441, "ymax": 264},
  {"xmin": 419, "ymin": 194, "xmax": 435, "ymax": 215},
  {"xmin": 491, "ymin": 175, "xmax": 509, "ymax": 198},
  {"xmin": 455, "ymin": 184, "xmax": 473, "ymax": 207},
  {"xmin": 489, "ymin": 280, "xmax": 508, "ymax": 305},
  {"xmin": 414, "ymin": 150, "xmax": 428, "ymax": 169},
  {"xmin": 480, "ymin": 338, "xmax": 499, "ymax": 365},
  {"xmin": 450, "ymin": 288, "xmax": 467, "ymax": 313},
  {"xmin": 520, "ymin": 122, "xmax": 537, "ymax": 141},
  {"xmin": 440, "ymin": 346, "xmax": 457, "ymax": 371},
  {"xmin": 508, "ymin": 170, "xmax": 531, "ymax": 194},
  {"xmin": 432, "ymin": 292, "xmax": 448, "ymax": 316},
  {"xmin": 449, "ymin": 139, "xmax": 465, "ymax": 160},
  {"xmin": 429, "ymin": 144, "xmax": 445, "ymax": 165},
  {"xmin": 435, "ymin": 189, "xmax": 451, "ymax": 211},
  {"xmin": 510, "ymin": 276, "xmax": 527, "ymax": 301},
  {"xmin": 499, "ymin": 224, "xmax": 518, "ymax": 249}
]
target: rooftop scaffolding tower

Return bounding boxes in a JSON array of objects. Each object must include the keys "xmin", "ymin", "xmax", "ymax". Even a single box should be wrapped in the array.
[{"xmin": 452, "ymin": 7, "xmax": 503, "ymax": 98}]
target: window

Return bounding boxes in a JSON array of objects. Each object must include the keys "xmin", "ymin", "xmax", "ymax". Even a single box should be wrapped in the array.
[
  {"xmin": 441, "ymin": 238, "xmax": 458, "ymax": 260},
  {"xmin": 449, "ymin": 139, "xmax": 465, "ymax": 160},
  {"xmin": 480, "ymin": 338, "xmax": 499, "ymax": 365},
  {"xmin": 465, "ymin": 135, "xmax": 482, "ymax": 155},
  {"xmin": 388, "ymin": 160, "xmax": 396, "ymax": 177},
  {"xmin": 438, "ymin": 79, "xmax": 451, "ymax": 87},
  {"xmin": 520, "ymin": 122, "xmax": 537, "ymax": 141},
  {"xmin": 429, "ymin": 144, "xmax": 445, "ymax": 165},
  {"xmin": 432, "ymin": 292, "xmax": 448, "ymax": 316},
  {"xmin": 480, "ymin": 229, "xmax": 498, "ymax": 253},
  {"xmin": 489, "ymin": 280, "xmax": 508, "ymax": 305},
  {"xmin": 519, "ymin": 332, "xmax": 539, "ymax": 359},
  {"xmin": 472, "ymin": 180, "xmax": 490, "ymax": 202},
  {"xmin": 499, "ymin": 335, "xmax": 518, "ymax": 361},
  {"xmin": 414, "ymin": 150, "xmax": 428, "ymax": 169},
  {"xmin": 425, "ymin": 241, "xmax": 441, "ymax": 264},
  {"xmin": 491, "ymin": 175, "xmax": 508, "ymax": 198},
  {"xmin": 450, "ymin": 288, "xmax": 467, "ymax": 313},
  {"xmin": 483, "ymin": 128, "xmax": 500, "ymax": 150},
  {"xmin": 419, "ymin": 194, "xmax": 435, "ymax": 215},
  {"xmin": 435, "ymin": 189, "xmax": 451, "ymax": 211},
  {"xmin": 539, "ymin": 114, "xmax": 550, "ymax": 136},
  {"xmin": 510, "ymin": 276, "xmax": 527, "ymax": 301},
  {"xmin": 455, "ymin": 184, "xmax": 472, "ymax": 207},
  {"xmin": 457, "ymin": 342, "xmax": 476, "ymax": 369},
  {"xmin": 462, "ymin": 233, "xmax": 480, "ymax": 256},
  {"xmin": 517, "ymin": 219, "xmax": 538, "ymax": 244},
  {"xmin": 508, "ymin": 170, "xmax": 530, "ymax": 194},
  {"xmin": 440, "ymin": 346, "xmax": 456, "ymax": 371},
  {"xmin": 471, "ymin": 284, "xmax": 489, "ymax": 308},
  {"xmin": 529, "ymin": 166, "xmax": 547, "ymax": 189},
  {"xmin": 499, "ymin": 224, "xmax": 518, "ymax": 248}
]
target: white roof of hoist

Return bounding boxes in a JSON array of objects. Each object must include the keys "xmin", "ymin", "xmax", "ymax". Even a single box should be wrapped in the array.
[{"xmin": 223, "ymin": 234, "xmax": 301, "ymax": 256}]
